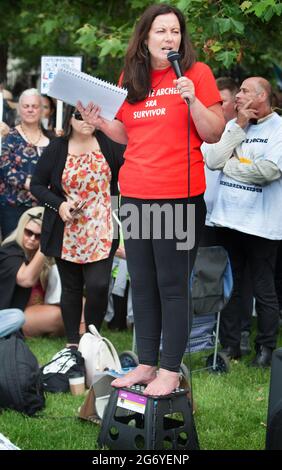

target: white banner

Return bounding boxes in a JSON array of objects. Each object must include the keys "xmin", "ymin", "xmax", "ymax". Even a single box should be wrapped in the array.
[{"xmin": 40, "ymin": 55, "xmax": 82, "ymax": 94}]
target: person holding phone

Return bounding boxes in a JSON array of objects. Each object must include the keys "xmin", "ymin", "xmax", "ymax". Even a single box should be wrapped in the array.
[{"xmin": 30, "ymin": 105, "xmax": 125, "ymax": 349}]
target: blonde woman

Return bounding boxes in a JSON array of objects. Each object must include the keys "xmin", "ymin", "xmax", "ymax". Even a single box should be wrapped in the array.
[
  {"xmin": 0, "ymin": 88, "xmax": 53, "ymax": 239},
  {"xmin": 0, "ymin": 207, "xmax": 64, "ymax": 337}
]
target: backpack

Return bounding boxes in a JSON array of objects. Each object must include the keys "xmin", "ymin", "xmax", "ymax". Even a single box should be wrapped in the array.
[
  {"xmin": 40, "ymin": 347, "xmax": 85, "ymax": 393},
  {"xmin": 78, "ymin": 324, "xmax": 122, "ymax": 388},
  {"xmin": 0, "ymin": 333, "xmax": 45, "ymax": 416}
]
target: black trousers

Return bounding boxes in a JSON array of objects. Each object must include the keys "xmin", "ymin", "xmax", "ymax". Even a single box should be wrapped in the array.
[
  {"xmin": 56, "ymin": 240, "xmax": 118, "ymax": 343},
  {"xmin": 240, "ymin": 263, "xmax": 254, "ymax": 333},
  {"xmin": 275, "ymin": 240, "xmax": 282, "ymax": 311},
  {"xmin": 121, "ymin": 195, "xmax": 206, "ymax": 372},
  {"xmin": 200, "ymin": 225, "xmax": 253, "ymax": 333},
  {"xmin": 217, "ymin": 228, "xmax": 280, "ymax": 350}
]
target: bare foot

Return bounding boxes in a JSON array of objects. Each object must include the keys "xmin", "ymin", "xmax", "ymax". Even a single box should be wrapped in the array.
[
  {"xmin": 143, "ymin": 369, "xmax": 180, "ymax": 396},
  {"xmin": 111, "ymin": 365, "xmax": 157, "ymax": 388}
]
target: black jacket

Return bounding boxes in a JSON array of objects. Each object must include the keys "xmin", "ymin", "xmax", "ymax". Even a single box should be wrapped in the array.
[
  {"xmin": 0, "ymin": 242, "xmax": 31, "ymax": 310},
  {"xmin": 30, "ymin": 134, "xmax": 125, "ymax": 258}
]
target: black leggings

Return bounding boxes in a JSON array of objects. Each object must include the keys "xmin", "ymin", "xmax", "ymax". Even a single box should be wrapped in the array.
[
  {"xmin": 56, "ymin": 241, "xmax": 118, "ymax": 343},
  {"xmin": 121, "ymin": 195, "xmax": 206, "ymax": 372}
]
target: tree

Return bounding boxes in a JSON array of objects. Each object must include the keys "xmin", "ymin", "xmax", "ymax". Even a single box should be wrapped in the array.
[
  {"xmin": 0, "ymin": 0, "xmax": 21, "ymax": 82},
  {"xmin": 0, "ymin": 0, "xmax": 281, "ymax": 87},
  {"xmin": 76, "ymin": 0, "xmax": 282, "ymax": 81}
]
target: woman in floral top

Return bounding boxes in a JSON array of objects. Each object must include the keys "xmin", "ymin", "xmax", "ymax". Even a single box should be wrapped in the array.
[
  {"xmin": 0, "ymin": 88, "xmax": 52, "ymax": 238},
  {"xmin": 31, "ymin": 105, "xmax": 125, "ymax": 347}
]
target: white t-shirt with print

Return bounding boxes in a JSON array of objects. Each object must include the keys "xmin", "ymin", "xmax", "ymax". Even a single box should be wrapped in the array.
[{"xmin": 210, "ymin": 113, "xmax": 282, "ymax": 239}]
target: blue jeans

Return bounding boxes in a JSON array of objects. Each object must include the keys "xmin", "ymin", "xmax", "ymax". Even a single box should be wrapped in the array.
[{"xmin": 0, "ymin": 309, "xmax": 25, "ymax": 338}]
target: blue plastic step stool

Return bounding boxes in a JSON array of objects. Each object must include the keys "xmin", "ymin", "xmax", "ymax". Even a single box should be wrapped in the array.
[{"xmin": 98, "ymin": 385, "xmax": 199, "ymax": 450}]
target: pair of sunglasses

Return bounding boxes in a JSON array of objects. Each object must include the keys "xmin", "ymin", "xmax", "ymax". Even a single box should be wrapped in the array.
[
  {"xmin": 24, "ymin": 228, "xmax": 41, "ymax": 241},
  {"xmin": 72, "ymin": 111, "xmax": 84, "ymax": 121}
]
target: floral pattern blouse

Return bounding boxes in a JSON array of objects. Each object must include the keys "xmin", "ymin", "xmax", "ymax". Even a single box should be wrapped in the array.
[
  {"xmin": 61, "ymin": 150, "xmax": 113, "ymax": 264},
  {"xmin": 0, "ymin": 128, "xmax": 45, "ymax": 207}
]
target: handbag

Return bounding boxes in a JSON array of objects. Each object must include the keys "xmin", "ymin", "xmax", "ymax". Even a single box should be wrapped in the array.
[{"xmin": 78, "ymin": 324, "xmax": 122, "ymax": 388}]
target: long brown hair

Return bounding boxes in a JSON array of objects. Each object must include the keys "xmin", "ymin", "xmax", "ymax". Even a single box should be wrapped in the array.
[
  {"xmin": 122, "ymin": 3, "xmax": 196, "ymax": 103},
  {"xmin": 62, "ymin": 104, "xmax": 96, "ymax": 139}
]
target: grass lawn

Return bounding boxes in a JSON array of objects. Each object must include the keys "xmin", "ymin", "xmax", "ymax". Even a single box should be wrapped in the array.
[{"xmin": 1, "ymin": 321, "xmax": 281, "ymax": 450}]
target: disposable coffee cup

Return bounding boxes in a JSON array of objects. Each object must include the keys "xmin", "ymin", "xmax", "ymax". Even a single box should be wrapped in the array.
[{"xmin": 69, "ymin": 373, "xmax": 85, "ymax": 396}]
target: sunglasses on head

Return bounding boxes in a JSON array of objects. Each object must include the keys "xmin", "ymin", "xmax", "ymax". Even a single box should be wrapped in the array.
[
  {"xmin": 24, "ymin": 228, "xmax": 41, "ymax": 241},
  {"xmin": 72, "ymin": 111, "xmax": 84, "ymax": 121},
  {"xmin": 27, "ymin": 212, "xmax": 43, "ymax": 221}
]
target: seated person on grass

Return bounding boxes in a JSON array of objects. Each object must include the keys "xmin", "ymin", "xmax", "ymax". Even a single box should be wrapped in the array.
[{"xmin": 0, "ymin": 207, "xmax": 64, "ymax": 337}]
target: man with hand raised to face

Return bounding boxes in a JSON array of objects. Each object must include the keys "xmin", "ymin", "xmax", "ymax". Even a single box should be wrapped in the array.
[{"xmin": 206, "ymin": 77, "xmax": 282, "ymax": 367}]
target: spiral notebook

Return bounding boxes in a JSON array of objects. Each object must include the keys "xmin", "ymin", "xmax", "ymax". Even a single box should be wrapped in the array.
[{"xmin": 48, "ymin": 67, "xmax": 128, "ymax": 121}]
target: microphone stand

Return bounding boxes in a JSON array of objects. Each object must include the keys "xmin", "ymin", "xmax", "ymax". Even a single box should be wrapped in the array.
[{"xmin": 166, "ymin": 50, "xmax": 199, "ymax": 448}]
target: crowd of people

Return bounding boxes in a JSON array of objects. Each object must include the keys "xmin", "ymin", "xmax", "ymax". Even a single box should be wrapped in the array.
[{"xmin": 1, "ymin": 2, "xmax": 282, "ymax": 397}]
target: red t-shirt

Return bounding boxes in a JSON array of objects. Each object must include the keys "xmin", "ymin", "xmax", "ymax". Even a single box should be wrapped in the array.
[
  {"xmin": 116, "ymin": 62, "xmax": 221, "ymax": 199},
  {"xmin": 26, "ymin": 280, "xmax": 45, "ymax": 307}
]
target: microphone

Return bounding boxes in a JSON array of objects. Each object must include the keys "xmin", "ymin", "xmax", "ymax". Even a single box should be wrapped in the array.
[
  {"xmin": 167, "ymin": 50, "xmax": 189, "ymax": 105},
  {"xmin": 167, "ymin": 50, "xmax": 183, "ymax": 78}
]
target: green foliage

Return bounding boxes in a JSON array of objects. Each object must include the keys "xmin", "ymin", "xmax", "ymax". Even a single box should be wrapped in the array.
[
  {"xmin": 174, "ymin": 0, "xmax": 282, "ymax": 74},
  {"xmin": 243, "ymin": 0, "xmax": 282, "ymax": 20},
  {"xmin": 0, "ymin": 0, "xmax": 281, "ymax": 83}
]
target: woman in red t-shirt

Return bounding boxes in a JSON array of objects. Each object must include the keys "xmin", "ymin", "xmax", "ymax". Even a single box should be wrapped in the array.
[{"xmin": 78, "ymin": 3, "xmax": 224, "ymax": 395}]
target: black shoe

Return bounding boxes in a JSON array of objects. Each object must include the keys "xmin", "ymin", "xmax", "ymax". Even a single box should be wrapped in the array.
[
  {"xmin": 250, "ymin": 345, "xmax": 272, "ymax": 368},
  {"xmin": 240, "ymin": 331, "xmax": 251, "ymax": 356},
  {"xmin": 221, "ymin": 345, "xmax": 241, "ymax": 360}
]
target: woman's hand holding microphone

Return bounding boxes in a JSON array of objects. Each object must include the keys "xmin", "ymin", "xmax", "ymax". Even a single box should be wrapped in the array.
[{"xmin": 174, "ymin": 77, "xmax": 196, "ymax": 105}]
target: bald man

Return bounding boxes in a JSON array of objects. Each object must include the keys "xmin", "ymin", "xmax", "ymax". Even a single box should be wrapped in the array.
[{"xmin": 205, "ymin": 77, "xmax": 282, "ymax": 367}]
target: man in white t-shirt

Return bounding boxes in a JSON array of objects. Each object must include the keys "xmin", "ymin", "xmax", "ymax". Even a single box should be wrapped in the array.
[{"xmin": 205, "ymin": 76, "xmax": 282, "ymax": 367}]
